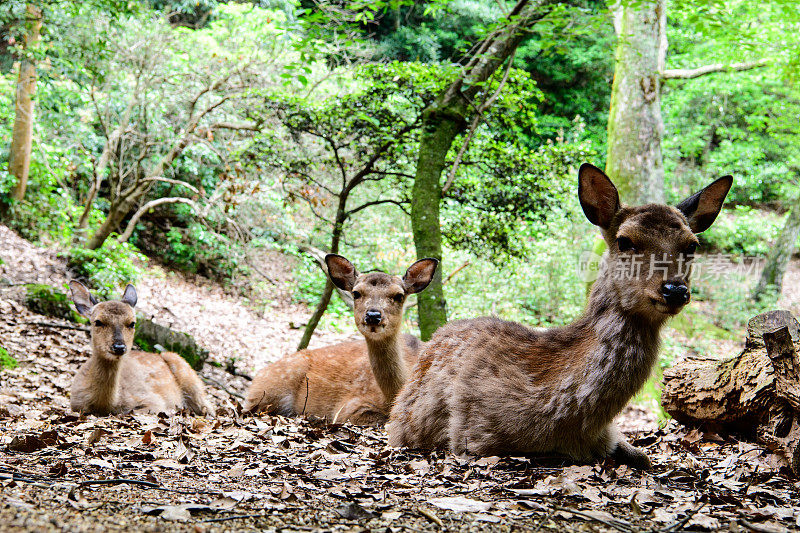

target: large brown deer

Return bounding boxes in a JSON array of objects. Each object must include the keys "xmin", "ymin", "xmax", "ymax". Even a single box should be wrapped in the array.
[
  {"xmin": 244, "ymin": 255, "xmax": 438, "ymax": 425},
  {"xmin": 387, "ymin": 164, "xmax": 732, "ymax": 469},
  {"xmin": 69, "ymin": 281, "xmax": 212, "ymax": 415}
]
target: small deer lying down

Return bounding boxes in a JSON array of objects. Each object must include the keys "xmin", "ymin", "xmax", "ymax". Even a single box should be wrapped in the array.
[
  {"xmin": 69, "ymin": 281, "xmax": 212, "ymax": 416},
  {"xmin": 244, "ymin": 256, "xmax": 438, "ymax": 425},
  {"xmin": 387, "ymin": 164, "xmax": 733, "ymax": 469}
]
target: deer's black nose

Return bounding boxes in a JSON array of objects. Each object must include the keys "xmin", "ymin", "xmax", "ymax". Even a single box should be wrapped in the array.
[
  {"xmin": 365, "ymin": 310, "xmax": 382, "ymax": 325},
  {"xmin": 111, "ymin": 343, "xmax": 127, "ymax": 355},
  {"xmin": 661, "ymin": 282, "xmax": 690, "ymax": 307}
]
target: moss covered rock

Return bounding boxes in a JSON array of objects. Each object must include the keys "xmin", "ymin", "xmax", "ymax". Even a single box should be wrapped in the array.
[
  {"xmin": 24, "ymin": 284, "xmax": 85, "ymax": 323},
  {"xmin": 134, "ymin": 318, "xmax": 208, "ymax": 370}
]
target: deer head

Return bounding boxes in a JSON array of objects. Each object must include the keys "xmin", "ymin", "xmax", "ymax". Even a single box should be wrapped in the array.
[
  {"xmin": 579, "ymin": 164, "xmax": 732, "ymax": 320},
  {"xmin": 326, "ymin": 255, "xmax": 438, "ymax": 343},
  {"xmin": 70, "ymin": 281, "xmax": 138, "ymax": 361}
]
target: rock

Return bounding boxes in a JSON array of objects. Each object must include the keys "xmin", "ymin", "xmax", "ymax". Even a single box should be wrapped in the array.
[
  {"xmin": 134, "ymin": 317, "xmax": 208, "ymax": 370},
  {"xmin": 23, "ymin": 284, "xmax": 84, "ymax": 323}
]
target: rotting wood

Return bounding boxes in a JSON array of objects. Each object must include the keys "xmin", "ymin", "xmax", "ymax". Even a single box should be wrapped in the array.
[{"xmin": 662, "ymin": 310, "xmax": 800, "ymax": 474}]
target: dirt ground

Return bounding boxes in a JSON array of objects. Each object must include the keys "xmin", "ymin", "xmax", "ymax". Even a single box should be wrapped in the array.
[{"xmin": 1, "ymin": 226, "xmax": 800, "ymax": 531}]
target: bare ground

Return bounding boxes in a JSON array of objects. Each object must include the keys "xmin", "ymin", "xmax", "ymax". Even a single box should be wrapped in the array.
[{"xmin": 1, "ymin": 226, "xmax": 800, "ymax": 531}]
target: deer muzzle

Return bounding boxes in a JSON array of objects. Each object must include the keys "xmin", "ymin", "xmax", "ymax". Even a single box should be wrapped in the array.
[{"xmin": 661, "ymin": 282, "xmax": 690, "ymax": 307}]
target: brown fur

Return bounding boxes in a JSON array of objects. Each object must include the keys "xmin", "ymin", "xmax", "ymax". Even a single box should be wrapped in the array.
[
  {"xmin": 244, "ymin": 257, "xmax": 437, "ymax": 425},
  {"xmin": 69, "ymin": 281, "xmax": 212, "ymax": 416},
  {"xmin": 387, "ymin": 164, "xmax": 733, "ymax": 469}
]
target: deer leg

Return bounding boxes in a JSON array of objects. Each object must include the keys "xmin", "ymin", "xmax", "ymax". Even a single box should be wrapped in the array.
[
  {"xmin": 159, "ymin": 351, "xmax": 213, "ymax": 415},
  {"xmin": 601, "ymin": 425, "xmax": 651, "ymax": 470}
]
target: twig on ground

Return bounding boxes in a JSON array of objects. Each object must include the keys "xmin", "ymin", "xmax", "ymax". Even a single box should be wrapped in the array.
[
  {"xmin": 78, "ymin": 478, "xmax": 160, "ymax": 489},
  {"xmin": 0, "ymin": 472, "xmax": 50, "ymax": 487},
  {"xmin": 739, "ymin": 519, "xmax": 787, "ymax": 533},
  {"xmin": 76, "ymin": 478, "xmax": 222, "ymax": 496},
  {"xmin": 246, "ymin": 259, "xmax": 278, "ymax": 286}
]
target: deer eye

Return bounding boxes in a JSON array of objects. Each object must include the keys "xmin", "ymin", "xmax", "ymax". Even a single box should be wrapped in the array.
[
  {"xmin": 616, "ymin": 236, "xmax": 637, "ymax": 253},
  {"xmin": 392, "ymin": 294, "xmax": 404, "ymax": 303},
  {"xmin": 685, "ymin": 243, "xmax": 698, "ymax": 256},
  {"xmin": 352, "ymin": 291, "xmax": 362, "ymax": 300},
  {"xmin": 94, "ymin": 320, "xmax": 105, "ymax": 327},
  {"xmin": 127, "ymin": 322, "xmax": 136, "ymax": 329}
]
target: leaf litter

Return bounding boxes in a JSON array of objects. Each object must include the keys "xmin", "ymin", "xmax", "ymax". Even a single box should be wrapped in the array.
[{"xmin": 1, "ymin": 227, "xmax": 800, "ymax": 531}]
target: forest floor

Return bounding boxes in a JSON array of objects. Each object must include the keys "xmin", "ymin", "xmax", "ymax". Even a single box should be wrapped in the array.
[{"xmin": 1, "ymin": 225, "xmax": 800, "ymax": 531}]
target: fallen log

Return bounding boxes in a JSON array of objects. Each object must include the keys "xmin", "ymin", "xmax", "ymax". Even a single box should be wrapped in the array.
[{"xmin": 662, "ymin": 310, "xmax": 800, "ymax": 474}]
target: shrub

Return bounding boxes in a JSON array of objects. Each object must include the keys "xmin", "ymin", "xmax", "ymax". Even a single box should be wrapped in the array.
[
  {"xmin": 161, "ymin": 223, "xmax": 245, "ymax": 281},
  {"xmin": 699, "ymin": 206, "xmax": 783, "ymax": 256},
  {"xmin": 67, "ymin": 237, "xmax": 146, "ymax": 298}
]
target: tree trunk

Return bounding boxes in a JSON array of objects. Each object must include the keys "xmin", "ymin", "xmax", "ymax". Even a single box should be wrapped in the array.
[
  {"xmin": 605, "ymin": 0, "xmax": 665, "ymax": 204},
  {"xmin": 662, "ymin": 311, "xmax": 800, "ymax": 474},
  {"xmin": 86, "ymin": 197, "xmax": 136, "ymax": 250},
  {"xmin": 75, "ymin": 95, "xmax": 139, "ymax": 240},
  {"xmin": 297, "ymin": 200, "xmax": 346, "ymax": 350},
  {"xmin": 409, "ymin": 0, "xmax": 558, "ymax": 339},
  {"xmin": 753, "ymin": 201, "xmax": 800, "ymax": 301},
  {"xmin": 8, "ymin": 4, "xmax": 43, "ymax": 202},
  {"xmin": 297, "ymin": 279, "xmax": 336, "ymax": 351},
  {"xmin": 411, "ymin": 108, "xmax": 464, "ymax": 340},
  {"xmin": 86, "ymin": 135, "xmax": 192, "ymax": 250}
]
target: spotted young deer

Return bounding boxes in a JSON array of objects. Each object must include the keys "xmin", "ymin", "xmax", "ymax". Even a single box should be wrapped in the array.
[
  {"xmin": 69, "ymin": 281, "xmax": 212, "ymax": 416},
  {"xmin": 387, "ymin": 164, "xmax": 732, "ymax": 469},
  {"xmin": 244, "ymin": 255, "xmax": 438, "ymax": 425}
]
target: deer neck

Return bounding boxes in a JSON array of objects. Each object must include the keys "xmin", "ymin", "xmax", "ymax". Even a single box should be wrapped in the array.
[
  {"xmin": 83, "ymin": 352, "xmax": 123, "ymax": 414},
  {"xmin": 365, "ymin": 335, "xmax": 408, "ymax": 407},
  {"xmin": 573, "ymin": 275, "xmax": 665, "ymax": 425}
]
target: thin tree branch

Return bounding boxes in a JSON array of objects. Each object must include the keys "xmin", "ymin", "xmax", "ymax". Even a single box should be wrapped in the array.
[
  {"xmin": 442, "ymin": 50, "xmax": 516, "ymax": 195},
  {"xmin": 346, "ymin": 198, "xmax": 409, "ymax": 217},
  {"xmin": 117, "ymin": 197, "xmax": 198, "ymax": 243},
  {"xmin": 140, "ymin": 176, "xmax": 200, "ymax": 195},
  {"xmin": 662, "ymin": 58, "xmax": 771, "ymax": 80}
]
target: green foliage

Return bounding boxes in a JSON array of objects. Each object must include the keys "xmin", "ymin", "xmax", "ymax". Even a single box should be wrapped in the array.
[
  {"xmin": 443, "ymin": 132, "xmax": 595, "ymax": 261},
  {"xmin": 0, "ymin": 346, "xmax": 17, "ymax": 370},
  {"xmin": 67, "ymin": 238, "xmax": 146, "ymax": 298},
  {"xmin": 290, "ymin": 251, "xmax": 350, "ymax": 318},
  {"xmin": 699, "ymin": 206, "xmax": 788, "ymax": 256},
  {"xmin": 663, "ymin": 74, "xmax": 800, "ymax": 206},
  {"xmin": 358, "ymin": 0, "xmax": 614, "ymax": 151},
  {"xmin": 161, "ymin": 224, "xmax": 245, "ymax": 281}
]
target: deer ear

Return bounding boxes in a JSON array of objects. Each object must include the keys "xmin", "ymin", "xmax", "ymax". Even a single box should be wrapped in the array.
[
  {"xmin": 403, "ymin": 258, "xmax": 438, "ymax": 294},
  {"xmin": 121, "ymin": 284, "xmax": 137, "ymax": 308},
  {"xmin": 578, "ymin": 163, "xmax": 620, "ymax": 229},
  {"xmin": 326, "ymin": 254, "xmax": 358, "ymax": 292},
  {"xmin": 69, "ymin": 280, "xmax": 97, "ymax": 318},
  {"xmin": 676, "ymin": 175, "xmax": 733, "ymax": 233}
]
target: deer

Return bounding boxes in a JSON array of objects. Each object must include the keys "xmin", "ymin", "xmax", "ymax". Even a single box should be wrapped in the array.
[
  {"xmin": 387, "ymin": 164, "xmax": 733, "ymax": 469},
  {"xmin": 244, "ymin": 255, "xmax": 438, "ymax": 425},
  {"xmin": 69, "ymin": 281, "xmax": 213, "ymax": 416}
]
